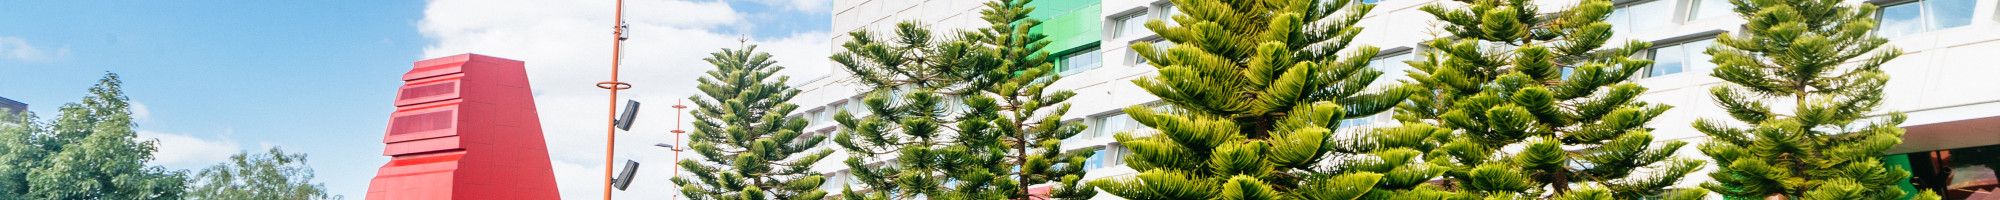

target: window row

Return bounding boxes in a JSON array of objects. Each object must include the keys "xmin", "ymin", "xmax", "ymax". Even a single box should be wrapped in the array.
[
  {"xmin": 1331, "ymin": 38, "xmax": 1722, "ymax": 123},
  {"xmin": 1109, "ymin": 2, "xmax": 1181, "ymax": 40},
  {"xmin": 822, "ymin": 170, "xmax": 855, "ymax": 192},
  {"xmin": 1057, "ymin": 47, "xmax": 1104, "ymax": 74},
  {"xmin": 821, "ymin": 158, "xmax": 898, "ymax": 192},
  {"xmin": 1081, "ymin": 144, "xmax": 1131, "ymax": 171},
  {"xmin": 798, "ymin": 95, "xmax": 874, "ymax": 128},
  {"xmin": 1609, "ymin": 0, "xmax": 1734, "ymax": 35},
  {"xmin": 823, "ymin": 144, "xmax": 1136, "ymax": 193},
  {"xmin": 1126, "ymin": 40, "xmax": 1176, "ymax": 66},
  {"xmin": 1877, "ymin": 0, "xmax": 1979, "ymax": 38},
  {"xmin": 1071, "ymin": 0, "xmax": 1981, "ymax": 77},
  {"xmin": 1066, "ymin": 112, "xmax": 1149, "ymax": 144},
  {"xmin": 1612, "ymin": 0, "xmax": 1979, "ymax": 39},
  {"xmin": 1639, "ymin": 38, "xmax": 1716, "ymax": 78}
]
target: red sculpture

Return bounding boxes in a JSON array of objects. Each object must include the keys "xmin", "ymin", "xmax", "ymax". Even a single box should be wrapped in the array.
[{"xmin": 367, "ymin": 54, "xmax": 560, "ymax": 199}]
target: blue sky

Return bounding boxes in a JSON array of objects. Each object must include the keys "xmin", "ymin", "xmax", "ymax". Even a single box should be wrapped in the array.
[{"xmin": 0, "ymin": 0, "xmax": 834, "ymax": 198}]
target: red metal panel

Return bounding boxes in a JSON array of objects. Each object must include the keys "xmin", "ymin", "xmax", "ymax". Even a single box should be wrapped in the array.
[
  {"xmin": 382, "ymin": 136, "xmax": 460, "ymax": 156},
  {"xmin": 382, "ymin": 100, "xmax": 461, "ymax": 144},
  {"xmin": 368, "ymin": 54, "xmax": 558, "ymax": 200},
  {"xmin": 395, "ymin": 73, "xmax": 464, "ymax": 107}
]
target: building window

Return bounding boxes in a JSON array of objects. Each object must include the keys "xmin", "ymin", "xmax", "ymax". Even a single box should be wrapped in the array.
[
  {"xmin": 1877, "ymin": 0, "xmax": 1977, "ymax": 38},
  {"xmin": 820, "ymin": 107, "xmax": 840, "ymax": 127},
  {"xmin": 1083, "ymin": 148, "xmax": 1106, "ymax": 170},
  {"xmin": 941, "ymin": 95, "xmax": 972, "ymax": 116},
  {"xmin": 1365, "ymin": 51, "xmax": 1417, "ymax": 88},
  {"xmin": 1337, "ymin": 50, "xmax": 1418, "ymax": 127},
  {"xmin": 1561, "ymin": 67, "xmax": 1576, "ymax": 79},
  {"xmin": 826, "ymin": 102, "xmax": 845, "ymax": 119},
  {"xmin": 1127, "ymin": 40, "xmax": 1174, "ymax": 65},
  {"xmin": 1057, "ymin": 47, "xmax": 1104, "ymax": 74},
  {"xmin": 1127, "ymin": 46, "xmax": 1146, "ymax": 66},
  {"xmin": 1339, "ymin": 112, "xmax": 1396, "ymax": 128},
  {"xmin": 1687, "ymin": 0, "xmax": 1733, "ymax": 20},
  {"xmin": 1095, "ymin": 114, "xmax": 1136, "ymax": 138},
  {"xmin": 1069, "ymin": 113, "xmax": 1147, "ymax": 143},
  {"xmin": 1159, "ymin": 3, "xmax": 1180, "ymax": 26},
  {"xmin": 1083, "ymin": 144, "xmax": 1129, "ymax": 170},
  {"xmin": 1113, "ymin": 12, "xmax": 1149, "ymax": 39},
  {"xmin": 805, "ymin": 110, "xmax": 826, "ymax": 127},
  {"xmin": 1064, "ymin": 118, "xmax": 1096, "ymax": 145},
  {"xmin": 843, "ymin": 96, "xmax": 870, "ymax": 118},
  {"xmin": 822, "ymin": 171, "xmax": 850, "ymax": 191},
  {"xmin": 1090, "ymin": 113, "xmax": 1134, "ymax": 140},
  {"xmin": 1608, "ymin": 0, "xmax": 1676, "ymax": 35},
  {"xmin": 1642, "ymin": 38, "xmax": 1717, "ymax": 78}
]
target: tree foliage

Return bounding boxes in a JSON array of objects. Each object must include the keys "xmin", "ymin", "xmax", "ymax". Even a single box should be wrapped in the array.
[
  {"xmin": 0, "ymin": 73, "xmax": 187, "ymax": 199},
  {"xmin": 826, "ymin": 0, "xmax": 1093, "ymax": 199},
  {"xmin": 830, "ymin": 20, "xmax": 1005, "ymax": 199},
  {"xmin": 1695, "ymin": 0, "xmax": 1939, "ymax": 199},
  {"xmin": 186, "ymin": 147, "xmax": 338, "ymax": 200},
  {"xmin": 969, "ymin": 0, "xmax": 1097, "ymax": 199},
  {"xmin": 675, "ymin": 45, "xmax": 835, "ymax": 200},
  {"xmin": 1400, "ymin": 0, "xmax": 1705, "ymax": 198},
  {"xmin": 1089, "ymin": 0, "xmax": 1417, "ymax": 199}
]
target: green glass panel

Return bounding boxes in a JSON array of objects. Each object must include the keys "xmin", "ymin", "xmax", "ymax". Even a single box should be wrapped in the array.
[
  {"xmin": 1884, "ymin": 154, "xmax": 1919, "ymax": 200},
  {"xmin": 1027, "ymin": 0, "xmax": 1102, "ymax": 55}
]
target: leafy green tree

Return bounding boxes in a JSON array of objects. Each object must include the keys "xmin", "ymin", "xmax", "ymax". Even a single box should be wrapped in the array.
[
  {"xmin": 0, "ymin": 73, "xmax": 187, "ymax": 199},
  {"xmin": 1088, "ymin": 0, "xmax": 1416, "ymax": 199},
  {"xmin": 828, "ymin": 1, "xmax": 1094, "ymax": 199},
  {"xmin": 1695, "ymin": 0, "xmax": 1940, "ymax": 199},
  {"xmin": 0, "ymin": 104, "xmax": 45, "ymax": 199},
  {"xmin": 1402, "ymin": 0, "xmax": 1705, "ymax": 198},
  {"xmin": 674, "ymin": 45, "xmax": 834, "ymax": 200},
  {"xmin": 968, "ymin": 0, "xmax": 1095, "ymax": 199},
  {"xmin": 186, "ymin": 147, "xmax": 338, "ymax": 200}
]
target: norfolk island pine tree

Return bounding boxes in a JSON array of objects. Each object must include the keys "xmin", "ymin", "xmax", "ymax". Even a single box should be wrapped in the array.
[
  {"xmin": 1695, "ymin": 0, "xmax": 1941, "ymax": 199},
  {"xmin": 825, "ymin": 0, "xmax": 1095, "ymax": 199},
  {"xmin": 1389, "ymin": 0, "xmax": 1708, "ymax": 198},
  {"xmin": 675, "ymin": 45, "xmax": 834, "ymax": 200},
  {"xmin": 1087, "ymin": 0, "xmax": 1425, "ymax": 199}
]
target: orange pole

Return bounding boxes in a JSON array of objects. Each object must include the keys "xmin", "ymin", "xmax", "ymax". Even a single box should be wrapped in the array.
[
  {"xmin": 600, "ymin": 0, "xmax": 627, "ymax": 199},
  {"xmin": 672, "ymin": 100, "xmax": 687, "ymax": 200},
  {"xmin": 672, "ymin": 100, "xmax": 686, "ymax": 176}
]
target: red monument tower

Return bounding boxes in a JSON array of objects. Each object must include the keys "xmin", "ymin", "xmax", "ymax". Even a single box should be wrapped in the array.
[{"xmin": 367, "ymin": 54, "xmax": 560, "ymax": 199}]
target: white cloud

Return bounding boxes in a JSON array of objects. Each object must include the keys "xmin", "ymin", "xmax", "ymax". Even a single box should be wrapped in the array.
[
  {"xmin": 753, "ymin": 0, "xmax": 833, "ymax": 12},
  {"xmin": 137, "ymin": 130, "xmax": 243, "ymax": 169},
  {"xmin": 419, "ymin": 0, "xmax": 833, "ymax": 199},
  {"xmin": 0, "ymin": 36, "xmax": 65, "ymax": 63},
  {"xmin": 130, "ymin": 101, "xmax": 152, "ymax": 123}
]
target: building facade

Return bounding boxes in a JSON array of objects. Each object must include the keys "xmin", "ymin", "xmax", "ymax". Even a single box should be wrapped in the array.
[
  {"xmin": 0, "ymin": 96, "xmax": 25, "ymax": 115},
  {"xmin": 798, "ymin": 0, "xmax": 2000, "ymax": 199}
]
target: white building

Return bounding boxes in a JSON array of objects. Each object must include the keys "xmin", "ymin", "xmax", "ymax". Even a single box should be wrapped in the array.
[{"xmin": 795, "ymin": 0, "xmax": 2000, "ymax": 199}]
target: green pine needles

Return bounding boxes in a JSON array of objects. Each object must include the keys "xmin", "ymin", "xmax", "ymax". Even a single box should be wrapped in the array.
[
  {"xmin": 1404, "ymin": 0, "xmax": 1704, "ymax": 198},
  {"xmin": 829, "ymin": 21, "xmax": 1006, "ymax": 199},
  {"xmin": 679, "ymin": 0, "xmax": 1946, "ymax": 199},
  {"xmin": 827, "ymin": 0, "xmax": 1093, "ymax": 199},
  {"xmin": 1091, "ymin": 0, "xmax": 1416, "ymax": 199},
  {"xmin": 971, "ymin": 0, "xmax": 1098, "ymax": 199},
  {"xmin": 1695, "ymin": 0, "xmax": 1939, "ymax": 199},
  {"xmin": 676, "ymin": 45, "xmax": 834, "ymax": 200}
]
